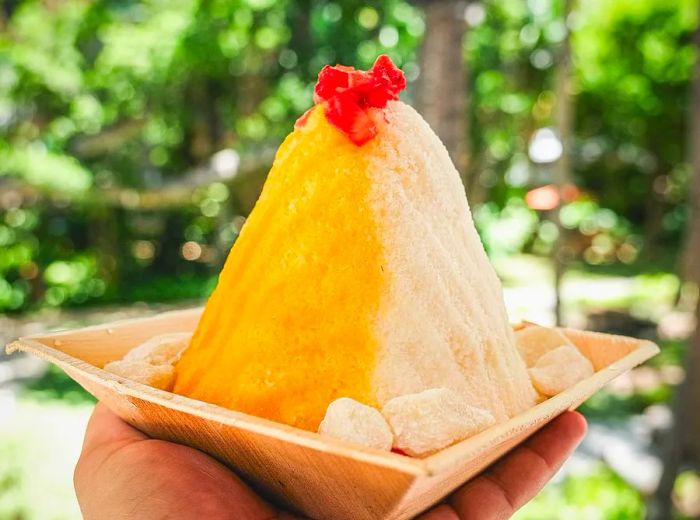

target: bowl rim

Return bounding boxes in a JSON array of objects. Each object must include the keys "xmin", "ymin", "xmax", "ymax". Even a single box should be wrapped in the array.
[{"xmin": 6, "ymin": 307, "xmax": 660, "ymax": 478}]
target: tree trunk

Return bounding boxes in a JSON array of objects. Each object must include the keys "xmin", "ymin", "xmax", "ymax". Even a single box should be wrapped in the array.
[
  {"xmin": 682, "ymin": 0, "xmax": 700, "ymax": 466},
  {"xmin": 649, "ymin": 7, "xmax": 700, "ymax": 518},
  {"xmin": 643, "ymin": 174, "xmax": 666, "ymax": 255},
  {"xmin": 0, "ymin": 1, "xmax": 20, "ymax": 27},
  {"xmin": 682, "ymin": 25, "xmax": 700, "ymax": 287},
  {"xmin": 415, "ymin": 0, "xmax": 470, "ymax": 186},
  {"xmin": 687, "ymin": 299, "xmax": 700, "ymax": 459},
  {"xmin": 551, "ymin": 0, "xmax": 574, "ymax": 326},
  {"xmin": 89, "ymin": 204, "xmax": 121, "ymax": 297}
]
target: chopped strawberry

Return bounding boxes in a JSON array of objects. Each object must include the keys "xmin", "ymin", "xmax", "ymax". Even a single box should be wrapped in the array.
[
  {"xmin": 310, "ymin": 54, "xmax": 407, "ymax": 146},
  {"xmin": 371, "ymin": 54, "xmax": 407, "ymax": 98},
  {"xmin": 324, "ymin": 91, "xmax": 379, "ymax": 145},
  {"xmin": 314, "ymin": 66, "xmax": 350, "ymax": 104}
]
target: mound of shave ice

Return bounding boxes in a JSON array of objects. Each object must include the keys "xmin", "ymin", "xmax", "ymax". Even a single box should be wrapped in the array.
[
  {"xmin": 101, "ymin": 54, "xmax": 603, "ymax": 456},
  {"xmin": 161, "ymin": 55, "xmax": 540, "ymax": 456}
]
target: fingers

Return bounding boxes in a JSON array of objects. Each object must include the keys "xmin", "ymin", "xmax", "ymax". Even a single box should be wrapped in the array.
[
  {"xmin": 75, "ymin": 403, "xmax": 147, "ymax": 497},
  {"xmin": 420, "ymin": 411, "xmax": 587, "ymax": 520},
  {"xmin": 450, "ymin": 411, "xmax": 587, "ymax": 520},
  {"xmin": 82, "ymin": 402, "xmax": 148, "ymax": 452},
  {"xmin": 420, "ymin": 504, "xmax": 461, "ymax": 520},
  {"xmin": 75, "ymin": 403, "xmax": 297, "ymax": 520}
]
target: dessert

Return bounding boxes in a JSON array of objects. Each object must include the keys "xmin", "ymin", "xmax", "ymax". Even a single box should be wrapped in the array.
[
  {"xmin": 381, "ymin": 388, "xmax": 496, "ymax": 456},
  {"xmin": 513, "ymin": 324, "xmax": 595, "ymax": 398},
  {"xmin": 105, "ymin": 56, "xmax": 612, "ymax": 455},
  {"xmin": 514, "ymin": 324, "xmax": 578, "ymax": 367},
  {"xmin": 167, "ymin": 55, "xmax": 537, "ymax": 454},
  {"xmin": 104, "ymin": 332, "xmax": 191, "ymax": 390},
  {"xmin": 318, "ymin": 398, "xmax": 394, "ymax": 451},
  {"xmin": 528, "ymin": 345, "xmax": 594, "ymax": 397}
]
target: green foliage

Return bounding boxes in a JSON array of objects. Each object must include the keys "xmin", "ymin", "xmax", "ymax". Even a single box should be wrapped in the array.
[
  {"xmin": 1, "ymin": 0, "xmax": 423, "ymax": 189},
  {"xmin": 0, "ymin": 146, "xmax": 92, "ymax": 193},
  {"xmin": 22, "ymin": 364, "xmax": 96, "ymax": 404},
  {"xmin": 120, "ymin": 273, "xmax": 218, "ymax": 302},
  {"xmin": 467, "ymin": 0, "xmax": 694, "ymax": 254},
  {"xmin": 572, "ymin": 0, "xmax": 695, "ymax": 246},
  {"xmin": 0, "ymin": 0, "xmax": 425, "ymax": 312},
  {"xmin": 651, "ymin": 339, "xmax": 687, "ymax": 368},
  {"xmin": 673, "ymin": 470, "xmax": 700, "ymax": 519},
  {"xmin": 0, "ymin": 0, "xmax": 696, "ymax": 313},
  {"xmin": 515, "ymin": 464, "xmax": 646, "ymax": 519},
  {"xmin": 0, "ymin": 399, "xmax": 91, "ymax": 520},
  {"xmin": 579, "ymin": 385, "xmax": 672, "ymax": 420},
  {"xmin": 475, "ymin": 197, "xmax": 540, "ymax": 255},
  {"xmin": 567, "ymin": 271, "xmax": 681, "ymax": 316}
]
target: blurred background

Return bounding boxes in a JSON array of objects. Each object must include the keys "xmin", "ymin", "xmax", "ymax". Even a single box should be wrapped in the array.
[{"xmin": 1, "ymin": 0, "xmax": 699, "ymax": 518}]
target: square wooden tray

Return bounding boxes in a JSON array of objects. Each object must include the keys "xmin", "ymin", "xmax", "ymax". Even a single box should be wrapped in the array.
[{"xmin": 6, "ymin": 307, "xmax": 659, "ymax": 520}]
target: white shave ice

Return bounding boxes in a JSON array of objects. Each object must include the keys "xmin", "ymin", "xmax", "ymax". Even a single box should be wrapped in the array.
[{"xmin": 367, "ymin": 101, "xmax": 537, "ymax": 421}]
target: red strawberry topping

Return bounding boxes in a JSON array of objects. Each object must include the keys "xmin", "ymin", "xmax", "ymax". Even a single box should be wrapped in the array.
[{"xmin": 295, "ymin": 54, "xmax": 407, "ymax": 146}]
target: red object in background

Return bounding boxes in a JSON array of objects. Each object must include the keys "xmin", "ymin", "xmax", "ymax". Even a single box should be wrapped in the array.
[
  {"xmin": 296, "ymin": 54, "xmax": 407, "ymax": 145},
  {"xmin": 526, "ymin": 184, "xmax": 561, "ymax": 211},
  {"xmin": 560, "ymin": 183, "xmax": 581, "ymax": 202},
  {"xmin": 525, "ymin": 183, "xmax": 582, "ymax": 211}
]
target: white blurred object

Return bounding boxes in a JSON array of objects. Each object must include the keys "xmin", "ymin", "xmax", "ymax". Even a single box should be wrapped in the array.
[
  {"xmin": 585, "ymin": 419, "xmax": 664, "ymax": 494},
  {"xmin": 528, "ymin": 127, "xmax": 563, "ymax": 164},
  {"xmin": 464, "ymin": 3, "xmax": 485, "ymax": 26},
  {"xmin": 211, "ymin": 149, "xmax": 240, "ymax": 179},
  {"xmin": 0, "ymin": 388, "xmax": 17, "ymax": 425}
]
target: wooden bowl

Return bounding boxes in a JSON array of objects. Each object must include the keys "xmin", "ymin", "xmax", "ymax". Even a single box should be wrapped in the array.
[{"xmin": 6, "ymin": 308, "xmax": 659, "ymax": 520}]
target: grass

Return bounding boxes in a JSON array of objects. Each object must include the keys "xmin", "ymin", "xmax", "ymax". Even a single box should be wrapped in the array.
[
  {"xmin": 0, "ymin": 397, "xmax": 92, "ymax": 520},
  {"xmin": 514, "ymin": 464, "xmax": 646, "ymax": 519},
  {"xmin": 1, "ymin": 367, "xmax": 94, "ymax": 519}
]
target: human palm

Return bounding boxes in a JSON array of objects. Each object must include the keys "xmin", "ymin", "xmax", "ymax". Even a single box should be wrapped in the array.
[{"xmin": 75, "ymin": 403, "xmax": 586, "ymax": 520}]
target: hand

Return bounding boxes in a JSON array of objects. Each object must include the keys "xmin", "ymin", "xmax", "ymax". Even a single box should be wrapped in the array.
[
  {"xmin": 74, "ymin": 403, "xmax": 586, "ymax": 520},
  {"xmin": 417, "ymin": 410, "xmax": 587, "ymax": 520}
]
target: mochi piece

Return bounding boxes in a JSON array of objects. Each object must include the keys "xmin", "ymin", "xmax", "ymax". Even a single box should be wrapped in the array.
[
  {"xmin": 528, "ymin": 345, "xmax": 595, "ymax": 397},
  {"xmin": 515, "ymin": 325, "xmax": 577, "ymax": 367},
  {"xmin": 104, "ymin": 360, "xmax": 174, "ymax": 390},
  {"xmin": 104, "ymin": 332, "xmax": 192, "ymax": 390},
  {"xmin": 122, "ymin": 332, "xmax": 192, "ymax": 365},
  {"xmin": 318, "ymin": 398, "xmax": 393, "ymax": 451},
  {"xmin": 381, "ymin": 388, "xmax": 495, "ymax": 457}
]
